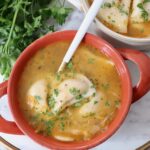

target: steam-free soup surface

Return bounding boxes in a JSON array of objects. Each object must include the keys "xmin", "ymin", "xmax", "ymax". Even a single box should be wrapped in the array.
[{"xmin": 18, "ymin": 41, "xmax": 121, "ymax": 141}]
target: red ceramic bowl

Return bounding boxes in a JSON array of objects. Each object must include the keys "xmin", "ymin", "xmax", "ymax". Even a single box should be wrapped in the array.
[{"xmin": 0, "ymin": 31, "xmax": 150, "ymax": 150}]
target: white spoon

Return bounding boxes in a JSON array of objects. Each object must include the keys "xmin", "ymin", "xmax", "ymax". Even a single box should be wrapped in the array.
[{"xmin": 58, "ymin": 0, "xmax": 103, "ymax": 72}]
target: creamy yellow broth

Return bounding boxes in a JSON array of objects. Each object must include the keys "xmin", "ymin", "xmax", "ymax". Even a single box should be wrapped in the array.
[
  {"xmin": 99, "ymin": 19, "xmax": 150, "ymax": 38},
  {"xmin": 18, "ymin": 41, "xmax": 121, "ymax": 141},
  {"xmin": 88, "ymin": 0, "xmax": 150, "ymax": 38},
  {"xmin": 124, "ymin": 21, "xmax": 150, "ymax": 38}
]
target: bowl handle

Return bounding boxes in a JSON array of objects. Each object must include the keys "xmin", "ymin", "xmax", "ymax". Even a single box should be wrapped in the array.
[
  {"xmin": 67, "ymin": 0, "xmax": 83, "ymax": 10},
  {"xmin": 117, "ymin": 48, "xmax": 150, "ymax": 103},
  {"xmin": 0, "ymin": 81, "xmax": 23, "ymax": 134}
]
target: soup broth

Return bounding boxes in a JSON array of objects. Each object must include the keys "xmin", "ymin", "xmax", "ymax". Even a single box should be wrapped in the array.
[{"xmin": 18, "ymin": 41, "xmax": 121, "ymax": 141}]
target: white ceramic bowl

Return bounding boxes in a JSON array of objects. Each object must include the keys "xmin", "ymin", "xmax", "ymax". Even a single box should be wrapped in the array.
[{"xmin": 68, "ymin": 0, "xmax": 150, "ymax": 51}]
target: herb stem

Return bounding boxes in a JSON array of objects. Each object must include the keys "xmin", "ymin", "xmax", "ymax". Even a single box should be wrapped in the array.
[
  {"xmin": 1, "ymin": 1, "xmax": 9, "ymax": 17},
  {"xmin": 3, "ymin": 0, "xmax": 23, "ymax": 54},
  {"xmin": 62, "ymin": 0, "xmax": 66, "ymax": 6}
]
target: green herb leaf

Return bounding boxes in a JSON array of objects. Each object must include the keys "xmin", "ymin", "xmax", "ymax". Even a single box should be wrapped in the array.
[
  {"xmin": 88, "ymin": 58, "xmax": 95, "ymax": 64},
  {"xmin": 56, "ymin": 73, "xmax": 61, "ymax": 81},
  {"xmin": 92, "ymin": 92, "xmax": 96, "ymax": 97},
  {"xmin": 51, "ymin": 7, "xmax": 72, "ymax": 25},
  {"xmin": 114, "ymin": 100, "xmax": 121, "ymax": 108},
  {"xmin": 48, "ymin": 95, "xmax": 56, "ymax": 108},
  {"xmin": 143, "ymin": 0, "xmax": 150, "ymax": 3},
  {"xmin": 94, "ymin": 101, "xmax": 98, "ymax": 104},
  {"xmin": 45, "ymin": 120, "xmax": 55, "ymax": 135},
  {"xmin": 34, "ymin": 95, "xmax": 41, "ymax": 101},
  {"xmin": 75, "ymin": 94, "xmax": 83, "ymax": 100},
  {"xmin": 101, "ymin": 83, "xmax": 109, "ymax": 90},
  {"xmin": 73, "ymin": 102, "xmax": 82, "ymax": 107},
  {"xmin": 54, "ymin": 89, "xmax": 59, "ymax": 96},
  {"xmin": 105, "ymin": 101, "xmax": 110, "ymax": 107},
  {"xmin": 60, "ymin": 122, "xmax": 65, "ymax": 131},
  {"xmin": 137, "ymin": 2, "xmax": 149, "ymax": 21},
  {"xmin": 69, "ymin": 87, "xmax": 80, "ymax": 95},
  {"xmin": 67, "ymin": 61, "xmax": 73, "ymax": 70},
  {"xmin": 101, "ymin": 2, "xmax": 112, "ymax": 8},
  {"xmin": 0, "ymin": 0, "xmax": 72, "ymax": 79},
  {"xmin": 118, "ymin": 4, "xmax": 128, "ymax": 15}
]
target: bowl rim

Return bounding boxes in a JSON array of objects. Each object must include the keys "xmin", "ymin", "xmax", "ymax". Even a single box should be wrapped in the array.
[
  {"xmin": 82, "ymin": 0, "xmax": 150, "ymax": 42},
  {"xmin": 8, "ymin": 30, "xmax": 132, "ymax": 150}
]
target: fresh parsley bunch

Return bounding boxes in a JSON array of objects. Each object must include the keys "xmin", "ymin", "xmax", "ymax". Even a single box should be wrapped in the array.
[{"xmin": 0, "ymin": 0, "xmax": 71, "ymax": 79}]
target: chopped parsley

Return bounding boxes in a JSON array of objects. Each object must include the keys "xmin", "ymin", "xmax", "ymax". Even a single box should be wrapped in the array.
[
  {"xmin": 76, "ymin": 94, "xmax": 83, "ymax": 100},
  {"xmin": 67, "ymin": 61, "xmax": 73, "ymax": 70},
  {"xmin": 54, "ymin": 89, "xmax": 59, "ymax": 97},
  {"xmin": 118, "ymin": 4, "xmax": 128, "ymax": 15},
  {"xmin": 114, "ymin": 100, "xmax": 121, "ymax": 108},
  {"xmin": 45, "ymin": 120, "xmax": 55, "ymax": 135},
  {"xmin": 88, "ymin": 58, "xmax": 95, "ymax": 64},
  {"xmin": 31, "ymin": 114, "xmax": 40, "ymax": 122},
  {"xmin": 101, "ymin": 1, "xmax": 128, "ymax": 16},
  {"xmin": 69, "ymin": 87, "xmax": 83, "ymax": 100},
  {"xmin": 137, "ymin": 2, "xmax": 149, "ymax": 21},
  {"xmin": 105, "ymin": 101, "xmax": 110, "ymax": 107},
  {"xmin": 101, "ymin": 2, "xmax": 113, "ymax": 8},
  {"xmin": 34, "ymin": 95, "xmax": 41, "ymax": 101},
  {"xmin": 101, "ymin": 83, "xmax": 109, "ymax": 90},
  {"xmin": 42, "ymin": 111, "xmax": 54, "ymax": 117},
  {"xmin": 45, "ymin": 120, "xmax": 54, "ymax": 127},
  {"xmin": 48, "ymin": 95, "xmax": 56, "ymax": 108},
  {"xmin": 69, "ymin": 87, "xmax": 80, "ymax": 96},
  {"xmin": 59, "ymin": 116, "xmax": 67, "ymax": 121},
  {"xmin": 94, "ymin": 101, "xmax": 98, "ymax": 105},
  {"xmin": 73, "ymin": 102, "xmax": 82, "ymax": 108},
  {"xmin": 92, "ymin": 92, "xmax": 96, "ymax": 97},
  {"xmin": 56, "ymin": 73, "xmax": 61, "ymax": 81},
  {"xmin": 60, "ymin": 122, "xmax": 65, "ymax": 131},
  {"xmin": 90, "ymin": 78, "xmax": 99, "ymax": 88},
  {"xmin": 111, "ymin": 20, "xmax": 115, "ymax": 23},
  {"xmin": 47, "ymin": 112, "xmax": 54, "ymax": 116}
]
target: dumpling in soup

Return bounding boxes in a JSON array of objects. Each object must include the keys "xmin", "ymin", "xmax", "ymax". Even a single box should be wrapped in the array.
[
  {"xmin": 27, "ymin": 79, "xmax": 48, "ymax": 112},
  {"xmin": 51, "ymin": 74, "xmax": 96, "ymax": 114},
  {"xmin": 97, "ymin": 0, "xmax": 132, "ymax": 33}
]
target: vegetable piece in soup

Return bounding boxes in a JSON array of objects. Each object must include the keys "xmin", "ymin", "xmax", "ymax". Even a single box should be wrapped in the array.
[{"xmin": 18, "ymin": 41, "xmax": 121, "ymax": 141}]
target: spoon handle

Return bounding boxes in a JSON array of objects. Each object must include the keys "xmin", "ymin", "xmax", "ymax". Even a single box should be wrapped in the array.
[{"xmin": 58, "ymin": 0, "xmax": 103, "ymax": 72}]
